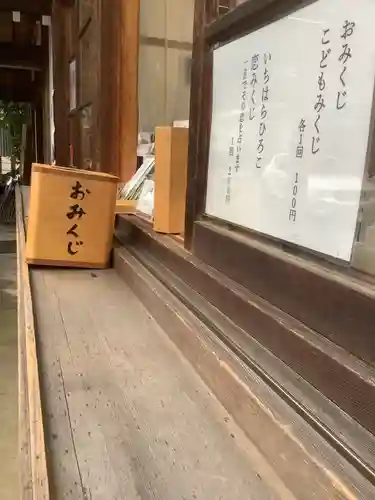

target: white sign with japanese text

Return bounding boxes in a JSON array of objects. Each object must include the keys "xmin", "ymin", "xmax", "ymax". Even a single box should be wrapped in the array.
[{"xmin": 205, "ymin": 0, "xmax": 375, "ymax": 261}]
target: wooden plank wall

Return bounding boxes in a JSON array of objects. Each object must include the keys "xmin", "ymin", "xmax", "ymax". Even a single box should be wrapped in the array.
[{"xmin": 51, "ymin": 0, "xmax": 139, "ymax": 180}]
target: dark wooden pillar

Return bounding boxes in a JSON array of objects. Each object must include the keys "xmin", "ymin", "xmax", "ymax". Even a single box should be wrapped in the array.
[
  {"xmin": 119, "ymin": 0, "xmax": 139, "ymax": 182},
  {"xmin": 99, "ymin": 0, "xmax": 120, "ymax": 176},
  {"xmin": 52, "ymin": 0, "xmax": 70, "ymax": 166},
  {"xmin": 185, "ymin": 0, "xmax": 208, "ymax": 249},
  {"xmin": 100, "ymin": 0, "xmax": 139, "ymax": 181}
]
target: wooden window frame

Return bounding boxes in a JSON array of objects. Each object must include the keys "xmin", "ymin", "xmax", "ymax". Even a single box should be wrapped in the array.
[
  {"xmin": 185, "ymin": 0, "xmax": 375, "ymax": 366},
  {"xmin": 186, "ymin": 0, "xmax": 322, "ymax": 249}
]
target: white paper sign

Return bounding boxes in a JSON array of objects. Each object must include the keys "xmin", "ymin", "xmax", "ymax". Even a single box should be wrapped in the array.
[{"xmin": 205, "ymin": 0, "xmax": 375, "ymax": 261}]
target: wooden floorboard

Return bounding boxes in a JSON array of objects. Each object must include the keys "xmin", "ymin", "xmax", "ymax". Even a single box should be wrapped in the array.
[{"xmin": 31, "ymin": 266, "xmax": 295, "ymax": 500}]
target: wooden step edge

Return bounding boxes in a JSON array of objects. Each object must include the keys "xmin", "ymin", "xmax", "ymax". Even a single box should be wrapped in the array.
[
  {"xmin": 18, "ymin": 255, "xmax": 32, "ymax": 500},
  {"xmin": 116, "ymin": 215, "xmax": 375, "ymax": 379},
  {"xmin": 114, "ymin": 246, "xmax": 375, "ymax": 500},
  {"xmin": 115, "ymin": 213, "xmax": 375, "ymax": 297},
  {"xmin": 127, "ymin": 244, "xmax": 375, "ymax": 479},
  {"xmin": 193, "ymin": 220, "xmax": 375, "ymax": 365},
  {"xmin": 116, "ymin": 214, "xmax": 375, "ymax": 365},
  {"xmin": 16, "ymin": 185, "xmax": 50, "ymax": 500},
  {"xmin": 115, "ymin": 217, "xmax": 375, "ymax": 436}
]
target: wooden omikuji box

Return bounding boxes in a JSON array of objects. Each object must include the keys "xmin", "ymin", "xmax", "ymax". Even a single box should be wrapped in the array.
[
  {"xmin": 115, "ymin": 199, "xmax": 137, "ymax": 214},
  {"xmin": 154, "ymin": 127, "xmax": 189, "ymax": 234},
  {"xmin": 26, "ymin": 164, "xmax": 118, "ymax": 268}
]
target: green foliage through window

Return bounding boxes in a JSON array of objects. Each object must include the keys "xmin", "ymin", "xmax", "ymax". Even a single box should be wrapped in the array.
[{"xmin": 0, "ymin": 101, "xmax": 31, "ymax": 163}]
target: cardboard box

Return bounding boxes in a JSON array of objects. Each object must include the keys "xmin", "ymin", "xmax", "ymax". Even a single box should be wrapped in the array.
[
  {"xmin": 26, "ymin": 164, "xmax": 118, "ymax": 268},
  {"xmin": 154, "ymin": 127, "xmax": 188, "ymax": 234}
]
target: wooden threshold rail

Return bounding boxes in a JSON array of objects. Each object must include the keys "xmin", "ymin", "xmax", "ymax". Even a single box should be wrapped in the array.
[{"xmin": 16, "ymin": 185, "xmax": 50, "ymax": 500}]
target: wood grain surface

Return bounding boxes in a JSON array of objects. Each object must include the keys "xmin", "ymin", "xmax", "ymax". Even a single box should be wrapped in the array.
[
  {"xmin": 31, "ymin": 265, "xmax": 295, "ymax": 500},
  {"xmin": 16, "ymin": 185, "xmax": 50, "ymax": 500}
]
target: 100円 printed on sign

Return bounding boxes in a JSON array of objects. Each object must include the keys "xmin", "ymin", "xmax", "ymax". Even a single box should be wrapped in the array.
[{"xmin": 205, "ymin": 0, "xmax": 375, "ymax": 262}]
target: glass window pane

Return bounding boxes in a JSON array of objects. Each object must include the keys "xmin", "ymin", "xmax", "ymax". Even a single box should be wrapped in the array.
[
  {"xmin": 205, "ymin": 1, "xmax": 375, "ymax": 273},
  {"xmin": 138, "ymin": 0, "xmax": 194, "ymax": 132}
]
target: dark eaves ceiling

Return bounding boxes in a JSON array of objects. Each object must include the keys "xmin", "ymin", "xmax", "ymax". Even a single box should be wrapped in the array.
[{"xmin": 0, "ymin": 0, "xmax": 52, "ymax": 15}]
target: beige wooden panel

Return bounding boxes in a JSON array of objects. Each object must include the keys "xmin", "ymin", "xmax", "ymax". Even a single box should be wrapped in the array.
[
  {"xmin": 138, "ymin": 0, "xmax": 193, "ymax": 131},
  {"xmin": 166, "ymin": 0, "xmax": 194, "ymax": 43},
  {"xmin": 166, "ymin": 47, "xmax": 191, "ymax": 124},
  {"xmin": 140, "ymin": 0, "xmax": 166, "ymax": 39},
  {"xmin": 138, "ymin": 44, "xmax": 166, "ymax": 131}
]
